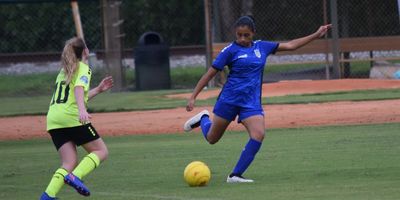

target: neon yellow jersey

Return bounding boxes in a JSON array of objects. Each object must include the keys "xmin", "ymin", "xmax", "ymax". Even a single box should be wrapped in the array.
[{"xmin": 47, "ymin": 62, "xmax": 92, "ymax": 131}]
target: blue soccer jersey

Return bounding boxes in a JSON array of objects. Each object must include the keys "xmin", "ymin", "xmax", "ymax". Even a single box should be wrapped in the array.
[{"xmin": 212, "ymin": 40, "xmax": 279, "ymax": 108}]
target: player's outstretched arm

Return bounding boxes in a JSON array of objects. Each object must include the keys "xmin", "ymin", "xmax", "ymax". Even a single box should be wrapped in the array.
[
  {"xmin": 186, "ymin": 67, "xmax": 218, "ymax": 112},
  {"xmin": 277, "ymin": 24, "xmax": 331, "ymax": 51},
  {"xmin": 89, "ymin": 76, "xmax": 114, "ymax": 100}
]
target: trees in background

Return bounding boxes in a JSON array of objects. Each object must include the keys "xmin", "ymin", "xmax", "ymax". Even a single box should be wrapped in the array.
[
  {"xmin": 0, "ymin": 0, "xmax": 204, "ymax": 53},
  {"xmin": 0, "ymin": 0, "xmax": 399, "ymax": 53}
]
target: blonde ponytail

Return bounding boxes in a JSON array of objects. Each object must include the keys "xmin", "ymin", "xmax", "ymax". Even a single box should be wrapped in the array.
[{"xmin": 61, "ymin": 37, "xmax": 87, "ymax": 84}]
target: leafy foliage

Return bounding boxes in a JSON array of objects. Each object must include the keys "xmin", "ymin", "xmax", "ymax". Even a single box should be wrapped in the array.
[
  {"xmin": 1, "ymin": 0, "xmax": 399, "ymax": 53},
  {"xmin": 0, "ymin": 1, "xmax": 102, "ymax": 53},
  {"xmin": 0, "ymin": 0, "xmax": 204, "ymax": 53},
  {"xmin": 122, "ymin": 0, "xmax": 205, "ymax": 47}
]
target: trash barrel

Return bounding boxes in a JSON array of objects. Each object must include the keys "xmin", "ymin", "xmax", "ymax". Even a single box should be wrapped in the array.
[{"xmin": 134, "ymin": 32, "xmax": 171, "ymax": 90}]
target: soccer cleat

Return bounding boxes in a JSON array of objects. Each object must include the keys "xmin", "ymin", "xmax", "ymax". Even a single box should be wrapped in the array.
[
  {"xmin": 39, "ymin": 192, "xmax": 58, "ymax": 200},
  {"xmin": 226, "ymin": 174, "xmax": 254, "ymax": 183},
  {"xmin": 183, "ymin": 110, "xmax": 210, "ymax": 132},
  {"xmin": 64, "ymin": 173, "xmax": 90, "ymax": 196}
]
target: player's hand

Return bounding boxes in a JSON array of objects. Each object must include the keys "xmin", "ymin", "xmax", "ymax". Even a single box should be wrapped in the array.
[
  {"xmin": 97, "ymin": 76, "xmax": 114, "ymax": 93},
  {"xmin": 79, "ymin": 110, "xmax": 92, "ymax": 124},
  {"xmin": 186, "ymin": 98, "xmax": 195, "ymax": 112},
  {"xmin": 316, "ymin": 24, "xmax": 332, "ymax": 38}
]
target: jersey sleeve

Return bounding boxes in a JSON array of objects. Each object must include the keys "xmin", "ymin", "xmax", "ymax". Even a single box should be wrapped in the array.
[
  {"xmin": 212, "ymin": 43, "xmax": 233, "ymax": 71},
  {"xmin": 74, "ymin": 62, "xmax": 91, "ymax": 90},
  {"xmin": 260, "ymin": 41, "xmax": 279, "ymax": 55}
]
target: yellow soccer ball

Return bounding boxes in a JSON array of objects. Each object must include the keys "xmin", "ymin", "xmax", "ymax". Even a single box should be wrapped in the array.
[{"xmin": 183, "ymin": 161, "xmax": 211, "ymax": 187}]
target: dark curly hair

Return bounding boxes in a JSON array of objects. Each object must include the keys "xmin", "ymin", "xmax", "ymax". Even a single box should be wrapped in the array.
[{"xmin": 234, "ymin": 15, "xmax": 256, "ymax": 32}]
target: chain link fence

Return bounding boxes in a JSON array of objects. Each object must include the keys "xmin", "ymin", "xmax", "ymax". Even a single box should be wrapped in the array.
[
  {"xmin": 1, "ymin": 0, "xmax": 400, "ymax": 82},
  {"xmin": 119, "ymin": 0, "xmax": 205, "ymax": 81},
  {"xmin": 0, "ymin": 0, "xmax": 205, "ymax": 74},
  {"xmin": 211, "ymin": 0, "xmax": 400, "ymax": 81},
  {"xmin": 0, "ymin": 1, "xmax": 101, "ymax": 54},
  {"xmin": 121, "ymin": 0, "xmax": 204, "ymax": 48},
  {"xmin": 0, "ymin": 0, "xmax": 102, "ymax": 76}
]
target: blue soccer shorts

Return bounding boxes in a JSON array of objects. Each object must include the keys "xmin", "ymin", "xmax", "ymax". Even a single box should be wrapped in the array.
[{"xmin": 213, "ymin": 100, "xmax": 264, "ymax": 123}]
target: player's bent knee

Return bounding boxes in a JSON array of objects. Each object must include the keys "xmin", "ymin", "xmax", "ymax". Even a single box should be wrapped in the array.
[
  {"xmin": 62, "ymin": 162, "xmax": 78, "ymax": 172},
  {"xmin": 99, "ymin": 148, "xmax": 109, "ymax": 161},
  {"xmin": 208, "ymin": 140, "xmax": 218, "ymax": 145},
  {"xmin": 251, "ymin": 131, "xmax": 265, "ymax": 142},
  {"xmin": 92, "ymin": 147, "xmax": 109, "ymax": 162},
  {"xmin": 103, "ymin": 148, "xmax": 109, "ymax": 161},
  {"xmin": 206, "ymin": 136, "xmax": 220, "ymax": 145}
]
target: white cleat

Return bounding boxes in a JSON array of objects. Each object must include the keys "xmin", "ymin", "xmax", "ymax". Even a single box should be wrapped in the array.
[
  {"xmin": 226, "ymin": 175, "xmax": 254, "ymax": 183},
  {"xmin": 183, "ymin": 110, "xmax": 210, "ymax": 132}
]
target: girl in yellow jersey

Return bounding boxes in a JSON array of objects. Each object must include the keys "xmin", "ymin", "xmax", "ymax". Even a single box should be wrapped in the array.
[{"xmin": 40, "ymin": 37, "xmax": 113, "ymax": 200}]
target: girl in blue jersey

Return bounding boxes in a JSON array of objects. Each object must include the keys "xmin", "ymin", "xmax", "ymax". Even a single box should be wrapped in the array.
[{"xmin": 184, "ymin": 16, "xmax": 331, "ymax": 183}]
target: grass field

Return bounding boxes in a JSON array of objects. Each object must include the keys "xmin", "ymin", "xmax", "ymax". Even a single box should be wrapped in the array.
[
  {"xmin": 1, "ymin": 63, "xmax": 399, "ymax": 116},
  {"xmin": 2, "ymin": 88, "xmax": 400, "ymax": 116},
  {"xmin": 1, "ymin": 123, "xmax": 400, "ymax": 200},
  {"xmin": 0, "ymin": 62, "xmax": 375, "ymax": 98},
  {"xmin": 1, "ymin": 64, "xmax": 399, "ymax": 199},
  {"xmin": 0, "ymin": 66, "xmax": 205, "ymax": 98}
]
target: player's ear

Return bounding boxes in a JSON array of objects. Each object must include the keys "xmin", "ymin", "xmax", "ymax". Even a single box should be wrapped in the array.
[{"xmin": 82, "ymin": 48, "xmax": 89, "ymax": 59}]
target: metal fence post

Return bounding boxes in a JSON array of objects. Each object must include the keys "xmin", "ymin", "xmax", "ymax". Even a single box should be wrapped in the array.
[
  {"xmin": 330, "ymin": 0, "xmax": 341, "ymax": 79},
  {"xmin": 397, "ymin": 0, "xmax": 400, "ymax": 23},
  {"xmin": 102, "ymin": 0, "xmax": 125, "ymax": 91},
  {"xmin": 323, "ymin": 0, "xmax": 330, "ymax": 80},
  {"xmin": 204, "ymin": 0, "xmax": 214, "ymax": 87}
]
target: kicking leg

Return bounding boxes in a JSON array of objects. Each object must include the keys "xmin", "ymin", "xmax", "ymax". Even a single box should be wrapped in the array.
[
  {"xmin": 227, "ymin": 115, "xmax": 265, "ymax": 183},
  {"xmin": 184, "ymin": 110, "xmax": 230, "ymax": 144},
  {"xmin": 205, "ymin": 114, "xmax": 230, "ymax": 144}
]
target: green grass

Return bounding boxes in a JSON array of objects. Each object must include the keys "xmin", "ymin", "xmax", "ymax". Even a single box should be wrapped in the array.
[
  {"xmin": 348, "ymin": 62, "xmax": 371, "ymax": 77},
  {"xmin": 0, "ymin": 66, "xmax": 205, "ymax": 98},
  {"xmin": 1, "ymin": 123, "xmax": 400, "ymax": 200},
  {"xmin": 2, "ymin": 88, "xmax": 400, "ymax": 117},
  {"xmin": 0, "ymin": 72, "xmax": 57, "ymax": 97},
  {"xmin": 263, "ymin": 88, "xmax": 400, "ymax": 104},
  {"xmin": 264, "ymin": 62, "xmax": 372, "ymax": 78},
  {"xmin": 0, "ymin": 62, "xmax": 373, "ymax": 98},
  {"xmin": 0, "ymin": 63, "xmax": 397, "ymax": 116},
  {"xmin": 171, "ymin": 66, "xmax": 205, "ymax": 89},
  {"xmin": 265, "ymin": 63, "xmax": 323, "ymax": 74},
  {"xmin": 0, "ymin": 88, "xmax": 214, "ymax": 116}
]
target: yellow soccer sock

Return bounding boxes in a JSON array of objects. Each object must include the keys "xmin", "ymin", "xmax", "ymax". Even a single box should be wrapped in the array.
[
  {"xmin": 72, "ymin": 153, "xmax": 100, "ymax": 179},
  {"xmin": 44, "ymin": 168, "xmax": 68, "ymax": 197}
]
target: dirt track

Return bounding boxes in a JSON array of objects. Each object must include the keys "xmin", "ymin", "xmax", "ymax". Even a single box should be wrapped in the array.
[{"xmin": 2, "ymin": 79, "xmax": 400, "ymax": 141}]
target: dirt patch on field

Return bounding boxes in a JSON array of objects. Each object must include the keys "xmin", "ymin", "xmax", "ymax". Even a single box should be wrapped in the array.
[
  {"xmin": 167, "ymin": 79, "xmax": 400, "ymax": 99},
  {"xmin": 1, "ymin": 79, "xmax": 400, "ymax": 141}
]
